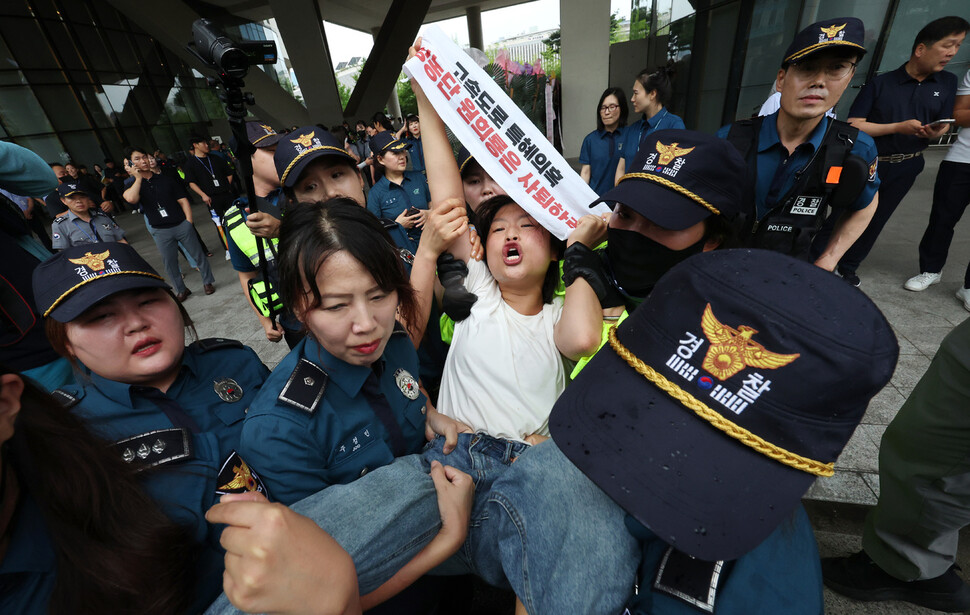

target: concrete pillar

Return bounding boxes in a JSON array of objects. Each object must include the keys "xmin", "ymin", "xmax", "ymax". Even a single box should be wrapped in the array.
[
  {"xmin": 371, "ymin": 27, "xmax": 404, "ymax": 122},
  {"xmin": 467, "ymin": 6, "xmax": 485, "ymax": 51},
  {"xmin": 344, "ymin": 0, "xmax": 432, "ymax": 118},
  {"xmin": 269, "ymin": 0, "xmax": 343, "ymax": 123},
  {"xmin": 104, "ymin": 0, "xmax": 310, "ymax": 128},
  {"xmin": 560, "ymin": 0, "xmax": 611, "ymax": 157}
]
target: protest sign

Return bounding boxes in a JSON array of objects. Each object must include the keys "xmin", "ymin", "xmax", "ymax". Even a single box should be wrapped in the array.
[{"xmin": 403, "ymin": 26, "xmax": 609, "ymax": 240}]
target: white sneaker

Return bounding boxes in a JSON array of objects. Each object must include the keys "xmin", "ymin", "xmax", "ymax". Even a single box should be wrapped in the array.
[
  {"xmin": 904, "ymin": 272, "xmax": 942, "ymax": 291},
  {"xmin": 957, "ymin": 288, "xmax": 970, "ymax": 312}
]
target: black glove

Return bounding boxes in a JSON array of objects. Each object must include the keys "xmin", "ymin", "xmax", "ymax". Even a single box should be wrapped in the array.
[
  {"xmin": 437, "ymin": 253, "xmax": 478, "ymax": 322},
  {"xmin": 562, "ymin": 243, "xmax": 625, "ymax": 308}
]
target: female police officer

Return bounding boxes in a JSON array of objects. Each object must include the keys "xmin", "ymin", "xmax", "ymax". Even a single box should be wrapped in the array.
[{"xmin": 31, "ymin": 242, "xmax": 270, "ymax": 611}]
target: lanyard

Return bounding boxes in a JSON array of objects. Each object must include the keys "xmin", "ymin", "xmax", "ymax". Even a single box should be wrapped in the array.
[
  {"xmin": 638, "ymin": 108, "xmax": 669, "ymax": 146},
  {"xmin": 72, "ymin": 217, "xmax": 101, "ymax": 243},
  {"xmin": 195, "ymin": 155, "xmax": 216, "ymax": 178}
]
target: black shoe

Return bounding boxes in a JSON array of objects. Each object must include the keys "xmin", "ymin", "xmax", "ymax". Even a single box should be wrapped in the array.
[
  {"xmin": 838, "ymin": 268, "xmax": 861, "ymax": 287},
  {"xmin": 822, "ymin": 551, "xmax": 970, "ymax": 612},
  {"xmin": 175, "ymin": 289, "xmax": 192, "ymax": 302}
]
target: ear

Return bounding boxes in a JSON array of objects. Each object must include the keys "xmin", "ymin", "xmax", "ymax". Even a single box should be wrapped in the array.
[
  {"xmin": 776, "ymin": 67, "xmax": 788, "ymax": 91},
  {"xmin": 0, "ymin": 373, "xmax": 25, "ymax": 447},
  {"xmin": 702, "ymin": 236, "xmax": 722, "ymax": 252},
  {"xmin": 914, "ymin": 43, "xmax": 926, "ymax": 58}
]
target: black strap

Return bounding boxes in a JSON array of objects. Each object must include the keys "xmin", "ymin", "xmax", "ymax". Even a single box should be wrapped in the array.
[
  {"xmin": 360, "ymin": 363, "xmax": 408, "ymax": 457},
  {"xmin": 133, "ymin": 387, "xmax": 202, "ymax": 433}
]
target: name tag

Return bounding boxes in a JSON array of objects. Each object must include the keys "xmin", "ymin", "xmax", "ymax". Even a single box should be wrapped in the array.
[
  {"xmin": 158, "ymin": 207, "xmax": 169, "ymax": 218},
  {"xmin": 212, "ymin": 179, "xmax": 220, "ymax": 187}
]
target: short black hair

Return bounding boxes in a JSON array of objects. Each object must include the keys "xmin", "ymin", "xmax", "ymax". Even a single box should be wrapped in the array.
[
  {"xmin": 124, "ymin": 146, "xmax": 148, "ymax": 160},
  {"xmin": 49, "ymin": 162, "xmax": 64, "ymax": 169},
  {"xmin": 370, "ymin": 112, "xmax": 393, "ymax": 131},
  {"xmin": 913, "ymin": 16, "xmax": 969, "ymax": 54},
  {"xmin": 188, "ymin": 134, "xmax": 206, "ymax": 145},
  {"xmin": 595, "ymin": 87, "xmax": 629, "ymax": 132}
]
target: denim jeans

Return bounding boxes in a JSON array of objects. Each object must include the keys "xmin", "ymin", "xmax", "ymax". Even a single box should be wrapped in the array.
[{"xmin": 206, "ymin": 437, "xmax": 640, "ymax": 615}]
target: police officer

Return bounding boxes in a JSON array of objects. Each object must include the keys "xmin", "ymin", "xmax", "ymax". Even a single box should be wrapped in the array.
[
  {"xmin": 50, "ymin": 181, "xmax": 127, "ymax": 250},
  {"xmin": 365, "ymin": 131, "xmax": 430, "ymax": 244},
  {"xmin": 817, "ymin": 16, "xmax": 968, "ymax": 286},
  {"xmin": 31, "ymin": 242, "xmax": 270, "ymax": 611},
  {"xmin": 222, "ymin": 121, "xmax": 304, "ymax": 347},
  {"xmin": 717, "ymin": 17, "xmax": 879, "ymax": 267}
]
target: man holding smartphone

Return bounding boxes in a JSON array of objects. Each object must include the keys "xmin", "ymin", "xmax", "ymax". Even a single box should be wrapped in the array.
[{"xmin": 812, "ymin": 16, "xmax": 968, "ymax": 287}]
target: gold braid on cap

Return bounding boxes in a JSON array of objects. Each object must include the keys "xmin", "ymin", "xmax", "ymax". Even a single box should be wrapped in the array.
[
  {"xmin": 606, "ymin": 326, "xmax": 834, "ymax": 477},
  {"xmin": 619, "ymin": 173, "xmax": 721, "ymax": 216}
]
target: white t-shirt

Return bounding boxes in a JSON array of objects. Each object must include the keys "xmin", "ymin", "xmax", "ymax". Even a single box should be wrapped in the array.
[
  {"xmin": 944, "ymin": 70, "xmax": 970, "ymax": 165},
  {"xmin": 758, "ymin": 91, "xmax": 836, "ymax": 119},
  {"xmin": 436, "ymin": 259, "xmax": 566, "ymax": 442}
]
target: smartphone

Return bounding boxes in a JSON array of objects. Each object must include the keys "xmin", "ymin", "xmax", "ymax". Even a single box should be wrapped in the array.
[
  {"xmin": 406, "ymin": 207, "xmax": 421, "ymax": 216},
  {"xmin": 931, "ymin": 118, "xmax": 956, "ymax": 125}
]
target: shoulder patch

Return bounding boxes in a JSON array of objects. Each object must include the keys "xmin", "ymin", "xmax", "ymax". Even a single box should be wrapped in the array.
[
  {"xmin": 51, "ymin": 387, "xmax": 83, "ymax": 409},
  {"xmin": 216, "ymin": 450, "xmax": 269, "ymax": 497},
  {"xmin": 53, "ymin": 215, "xmax": 67, "ymax": 223},
  {"xmin": 191, "ymin": 337, "xmax": 244, "ymax": 353},
  {"xmin": 391, "ymin": 321, "xmax": 408, "ymax": 336},
  {"xmin": 113, "ymin": 428, "xmax": 193, "ymax": 471},
  {"xmin": 278, "ymin": 358, "xmax": 328, "ymax": 414},
  {"xmin": 652, "ymin": 546, "xmax": 727, "ymax": 613}
]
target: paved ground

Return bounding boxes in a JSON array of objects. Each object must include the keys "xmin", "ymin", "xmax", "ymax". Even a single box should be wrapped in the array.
[{"xmin": 111, "ymin": 146, "xmax": 969, "ymax": 613}]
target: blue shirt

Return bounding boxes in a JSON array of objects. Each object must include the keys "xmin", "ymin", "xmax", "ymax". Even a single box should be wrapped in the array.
[
  {"xmin": 60, "ymin": 339, "xmax": 269, "ymax": 609},
  {"xmin": 849, "ymin": 65, "xmax": 958, "ymax": 155},
  {"xmin": 366, "ymin": 170, "xmax": 430, "ymax": 241},
  {"xmin": 0, "ymin": 495, "xmax": 56, "ymax": 615},
  {"xmin": 405, "ymin": 136, "xmax": 426, "ymax": 173},
  {"xmin": 716, "ymin": 113, "xmax": 880, "ymax": 219},
  {"xmin": 579, "ymin": 127, "xmax": 626, "ymax": 196},
  {"xmin": 625, "ymin": 506, "xmax": 823, "ymax": 614},
  {"xmin": 620, "ymin": 109, "xmax": 687, "ymax": 164},
  {"xmin": 239, "ymin": 331, "xmax": 429, "ymax": 505}
]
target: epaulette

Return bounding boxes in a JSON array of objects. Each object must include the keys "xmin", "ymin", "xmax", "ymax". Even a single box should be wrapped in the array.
[
  {"xmin": 53, "ymin": 215, "xmax": 67, "ymax": 224},
  {"xmin": 652, "ymin": 546, "xmax": 729, "ymax": 613},
  {"xmin": 190, "ymin": 337, "xmax": 244, "ymax": 353},
  {"xmin": 278, "ymin": 358, "xmax": 328, "ymax": 414},
  {"xmin": 113, "ymin": 428, "xmax": 193, "ymax": 471},
  {"xmin": 391, "ymin": 321, "xmax": 408, "ymax": 337},
  {"xmin": 51, "ymin": 386, "xmax": 84, "ymax": 409}
]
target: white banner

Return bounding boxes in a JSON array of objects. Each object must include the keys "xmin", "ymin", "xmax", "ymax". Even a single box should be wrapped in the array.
[{"xmin": 403, "ymin": 26, "xmax": 608, "ymax": 240}]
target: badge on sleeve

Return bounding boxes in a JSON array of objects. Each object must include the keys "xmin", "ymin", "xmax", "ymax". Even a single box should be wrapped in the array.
[
  {"xmin": 215, "ymin": 450, "xmax": 269, "ymax": 497},
  {"xmin": 653, "ymin": 546, "xmax": 726, "ymax": 613},
  {"xmin": 214, "ymin": 378, "xmax": 243, "ymax": 402},
  {"xmin": 394, "ymin": 368, "xmax": 420, "ymax": 400}
]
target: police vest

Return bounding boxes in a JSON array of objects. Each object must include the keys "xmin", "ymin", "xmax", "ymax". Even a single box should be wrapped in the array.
[
  {"xmin": 726, "ymin": 116, "xmax": 868, "ymax": 260},
  {"xmin": 224, "ymin": 204, "xmax": 282, "ymax": 317}
]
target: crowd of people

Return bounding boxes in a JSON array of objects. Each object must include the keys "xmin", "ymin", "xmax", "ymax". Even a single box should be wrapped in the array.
[{"xmin": 0, "ymin": 12, "xmax": 968, "ymax": 615}]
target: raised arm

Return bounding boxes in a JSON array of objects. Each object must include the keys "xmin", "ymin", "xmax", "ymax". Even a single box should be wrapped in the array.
[{"xmin": 554, "ymin": 215, "xmax": 609, "ymax": 361}]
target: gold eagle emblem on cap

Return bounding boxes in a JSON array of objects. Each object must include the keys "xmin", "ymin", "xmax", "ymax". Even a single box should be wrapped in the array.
[
  {"xmin": 290, "ymin": 132, "xmax": 315, "ymax": 148},
  {"xmin": 68, "ymin": 249, "xmax": 111, "ymax": 271},
  {"xmin": 259, "ymin": 123, "xmax": 275, "ymax": 134},
  {"xmin": 700, "ymin": 304, "xmax": 800, "ymax": 381},
  {"xmin": 655, "ymin": 142, "xmax": 695, "ymax": 165},
  {"xmin": 819, "ymin": 23, "xmax": 846, "ymax": 40},
  {"xmin": 218, "ymin": 459, "xmax": 260, "ymax": 492}
]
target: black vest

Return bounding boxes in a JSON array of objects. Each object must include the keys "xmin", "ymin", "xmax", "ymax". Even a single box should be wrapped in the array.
[{"xmin": 726, "ymin": 116, "xmax": 868, "ymax": 260}]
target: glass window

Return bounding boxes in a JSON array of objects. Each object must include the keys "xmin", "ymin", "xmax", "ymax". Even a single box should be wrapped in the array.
[
  {"xmin": 101, "ymin": 83, "xmax": 142, "ymax": 126},
  {"xmin": 92, "ymin": 2, "xmax": 125, "ymax": 31},
  {"xmin": 0, "ymin": 1, "xmax": 34, "ymax": 18},
  {"xmin": 33, "ymin": 85, "xmax": 91, "ymax": 131},
  {"xmin": 26, "ymin": 0, "xmax": 60, "ymax": 21},
  {"xmin": 75, "ymin": 85, "xmax": 116, "ymax": 129},
  {"xmin": 61, "ymin": 1, "xmax": 96, "ymax": 25},
  {"xmin": 60, "ymin": 131, "xmax": 106, "ymax": 168},
  {"xmin": 734, "ymin": 0, "xmax": 801, "ymax": 121},
  {"xmin": 665, "ymin": 14, "xmax": 695, "ymax": 121},
  {"xmin": 73, "ymin": 25, "xmax": 115, "ymax": 73},
  {"xmin": 0, "ymin": 17, "xmax": 59, "ymax": 69},
  {"xmin": 105, "ymin": 30, "xmax": 141, "ymax": 76},
  {"xmin": 151, "ymin": 124, "xmax": 179, "ymax": 155},
  {"xmin": 12, "ymin": 133, "xmax": 67, "ymax": 164},
  {"xmin": 47, "ymin": 21, "xmax": 84, "ymax": 70},
  {"xmin": 0, "ymin": 72, "xmax": 28, "ymax": 85},
  {"xmin": 694, "ymin": 3, "xmax": 742, "ymax": 133},
  {"xmin": 21, "ymin": 69, "xmax": 67, "ymax": 84},
  {"xmin": 0, "ymin": 86, "xmax": 55, "ymax": 135}
]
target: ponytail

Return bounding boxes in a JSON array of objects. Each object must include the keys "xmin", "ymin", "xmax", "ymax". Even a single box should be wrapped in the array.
[{"xmin": 635, "ymin": 64, "xmax": 675, "ymax": 108}]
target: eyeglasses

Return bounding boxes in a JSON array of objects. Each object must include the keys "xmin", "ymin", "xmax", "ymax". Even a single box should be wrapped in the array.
[
  {"xmin": 599, "ymin": 104, "xmax": 620, "ymax": 112},
  {"xmin": 788, "ymin": 60, "xmax": 858, "ymax": 80}
]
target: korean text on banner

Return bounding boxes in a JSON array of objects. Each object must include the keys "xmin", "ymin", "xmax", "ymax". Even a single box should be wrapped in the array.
[{"xmin": 403, "ymin": 26, "xmax": 609, "ymax": 240}]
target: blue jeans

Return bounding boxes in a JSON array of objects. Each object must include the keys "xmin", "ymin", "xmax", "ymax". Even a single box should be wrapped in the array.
[{"xmin": 206, "ymin": 437, "xmax": 639, "ymax": 614}]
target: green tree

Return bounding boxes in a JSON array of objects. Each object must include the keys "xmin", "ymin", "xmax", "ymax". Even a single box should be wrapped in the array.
[
  {"xmin": 397, "ymin": 74, "xmax": 417, "ymax": 116},
  {"xmin": 337, "ymin": 79, "xmax": 352, "ymax": 110},
  {"xmin": 543, "ymin": 29, "xmax": 560, "ymax": 54}
]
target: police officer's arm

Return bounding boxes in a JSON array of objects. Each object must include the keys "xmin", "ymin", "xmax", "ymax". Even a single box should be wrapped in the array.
[
  {"xmin": 360, "ymin": 460, "xmax": 473, "ymax": 610},
  {"xmin": 580, "ymin": 164, "xmax": 592, "ymax": 184},
  {"xmin": 814, "ymin": 192, "xmax": 878, "ymax": 272},
  {"xmin": 206, "ymin": 494, "xmax": 363, "ymax": 615},
  {"xmin": 554, "ymin": 215, "xmax": 608, "ymax": 361},
  {"xmin": 245, "ymin": 212, "xmax": 282, "ymax": 239},
  {"xmin": 237, "ymin": 269, "xmax": 283, "ymax": 342}
]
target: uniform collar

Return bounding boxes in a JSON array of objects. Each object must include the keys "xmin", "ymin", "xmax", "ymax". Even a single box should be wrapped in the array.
[
  {"xmin": 86, "ymin": 348, "xmax": 195, "ymax": 407},
  {"xmin": 300, "ymin": 336, "xmax": 375, "ymax": 397},
  {"xmin": 646, "ymin": 108, "xmax": 668, "ymax": 129},
  {"xmin": 598, "ymin": 126, "xmax": 622, "ymax": 137},
  {"xmin": 758, "ymin": 112, "xmax": 830, "ymax": 154},
  {"xmin": 895, "ymin": 63, "xmax": 943, "ymax": 84}
]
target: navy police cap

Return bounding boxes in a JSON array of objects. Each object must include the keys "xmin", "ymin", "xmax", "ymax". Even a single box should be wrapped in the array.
[
  {"xmin": 370, "ymin": 131, "xmax": 410, "ymax": 157},
  {"xmin": 591, "ymin": 129, "xmax": 746, "ymax": 230},
  {"xmin": 33, "ymin": 242, "xmax": 169, "ymax": 323},
  {"xmin": 550, "ymin": 248, "xmax": 898, "ymax": 561},
  {"xmin": 273, "ymin": 126, "xmax": 356, "ymax": 188},
  {"xmin": 56, "ymin": 182, "xmax": 87, "ymax": 199},
  {"xmin": 783, "ymin": 17, "xmax": 866, "ymax": 66},
  {"xmin": 457, "ymin": 146, "xmax": 475, "ymax": 175}
]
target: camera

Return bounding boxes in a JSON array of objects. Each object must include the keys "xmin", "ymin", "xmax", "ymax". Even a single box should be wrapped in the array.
[{"xmin": 188, "ymin": 19, "xmax": 277, "ymax": 80}]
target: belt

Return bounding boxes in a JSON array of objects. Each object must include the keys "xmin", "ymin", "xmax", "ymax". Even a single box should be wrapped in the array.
[{"xmin": 877, "ymin": 151, "xmax": 923, "ymax": 163}]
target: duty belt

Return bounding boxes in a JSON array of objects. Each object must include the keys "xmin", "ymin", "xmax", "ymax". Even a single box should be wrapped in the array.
[{"xmin": 878, "ymin": 151, "xmax": 923, "ymax": 163}]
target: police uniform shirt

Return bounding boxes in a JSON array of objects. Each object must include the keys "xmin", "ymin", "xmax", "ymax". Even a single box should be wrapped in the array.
[
  {"xmin": 58, "ymin": 340, "xmax": 269, "ymax": 607},
  {"xmin": 620, "ymin": 109, "xmax": 686, "ymax": 165},
  {"xmin": 405, "ymin": 135, "xmax": 426, "ymax": 173},
  {"xmin": 0, "ymin": 494, "xmax": 56, "ymax": 615},
  {"xmin": 624, "ymin": 506, "xmax": 824, "ymax": 614},
  {"xmin": 365, "ymin": 170, "xmax": 431, "ymax": 225},
  {"xmin": 239, "ymin": 331, "xmax": 428, "ymax": 506},
  {"xmin": 183, "ymin": 153, "xmax": 233, "ymax": 197},
  {"xmin": 716, "ymin": 112, "xmax": 880, "ymax": 219},
  {"xmin": 849, "ymin": 65, "xmax": 958, "ymax": 156},
  {"xmin": 580, "ymin": 126, "xmax": 627, "ymax": 196},
  {"xmin": 50, "ymin": 209, "xmax": 125, "ymax": 250},
  {"xmin": 124, "ymin": 173, "xmax": 188, "ymax": 229}
]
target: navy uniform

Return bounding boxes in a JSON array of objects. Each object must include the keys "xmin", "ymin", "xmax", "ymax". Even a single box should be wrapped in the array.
[
  {"xmin": 0, "ymin": 496, "xmax": 56, "ymax": 615},
  {"xmin": 31, "ymin": 242, "xmax": 271, "ymax": 611},
  {"xmin": 365, "ymin": 131, "xmax": 430, "ymax": 244},
  {"xmin": 238, "ymin": 327, "xmax": 428, "ymax": 506}
]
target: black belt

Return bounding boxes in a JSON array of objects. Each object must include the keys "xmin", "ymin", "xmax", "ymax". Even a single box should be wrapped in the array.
[{"xmin": 878, "ymin": 151, "xmax": 923, "ymax": 163}]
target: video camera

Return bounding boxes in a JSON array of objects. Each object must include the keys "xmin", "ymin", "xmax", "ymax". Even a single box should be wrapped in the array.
[{"xmin": 188, "ymin": 19, "xmax": 277, "ymax": 80}]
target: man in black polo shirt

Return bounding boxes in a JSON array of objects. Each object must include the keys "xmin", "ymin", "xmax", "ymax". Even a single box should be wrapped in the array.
[
  {"xmin": 122, "ymin": 146, "xmax": 215, "ymax": 301},
  {"xmin": 813, "ymin": 16, "xmax": 968, "ymax": 287},
  {"xmin": 183, "ymin": 135, "xmax": 234, "ymax": 218}
]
